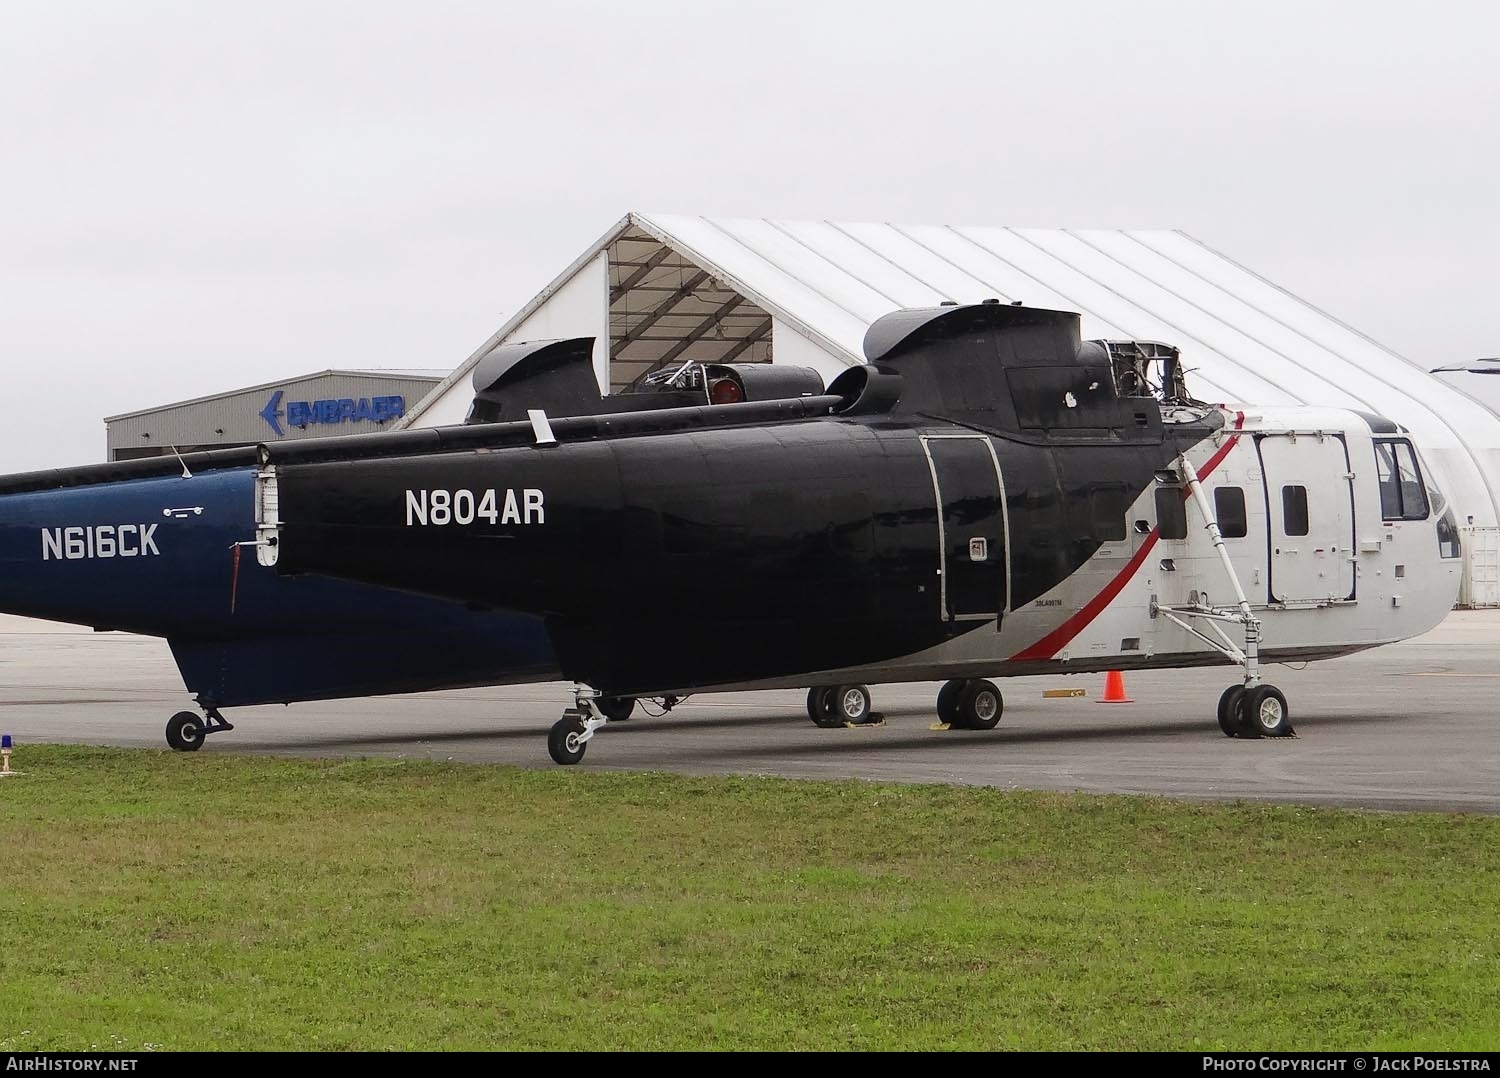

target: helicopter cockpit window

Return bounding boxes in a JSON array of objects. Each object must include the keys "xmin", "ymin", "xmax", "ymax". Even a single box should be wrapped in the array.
[
  {"xmin": 1374, "ymin": 439, "xmax": 1429, "ymax": 521},
  {"xmin": 1417, "ymin": 451, "xmax": 1463, "ymax": 560}
]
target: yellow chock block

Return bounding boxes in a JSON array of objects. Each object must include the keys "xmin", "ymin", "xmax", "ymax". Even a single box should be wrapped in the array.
[{"xmin": 1043, "ymin": 688, "xmax": 1087, "ymax": 699}]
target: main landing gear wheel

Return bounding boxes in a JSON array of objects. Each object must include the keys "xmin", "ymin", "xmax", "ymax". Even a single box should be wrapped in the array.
[
  {"xmin": 596, "ymin": 696, "xmax": 636, "ymax": 723},
  {"xmin": 165, "ymin": 711, "xmax": 205, "ymax": 752},
  {"xmin": 1216, "ymin": 686, "xmax": 1246, "ymax": 738},
  {"xmin": 952, "ymin": 679, "xmax": 1003, "ymax": 731},
  {"xmin": 1239, "ymin": 685, "xmax": 1292, "ymax": 739},
  {"xmin": 806, "ymin": 687, "xmax": 841, "ymax": 728},
  {"xmin": 548, "ymin": 715, "xmax": 589, "ymax": 765},
  {"xmin": 831, "ymin": 684, "xmax": 872, "ymax": 725},
  {"xmin": 937, "ymin": 679, "xmax": 966, "ymax": 726},
  {"xmin": 807, "ymin": 685, "xmax": 874, "ymax": 727},
  {"xmin": 937, "ymin": 680, "xmax": 1003, "ymax": 730}
]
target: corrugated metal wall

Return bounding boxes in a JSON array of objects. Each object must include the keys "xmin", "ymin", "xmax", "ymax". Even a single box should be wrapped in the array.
[
  {"xmin": 106, "ymin": 373, "xmax": 442, "ymax": 460},
  {"xmin": 1461, "ymin": 527, "xmax": 1500, "ymax": 608}
]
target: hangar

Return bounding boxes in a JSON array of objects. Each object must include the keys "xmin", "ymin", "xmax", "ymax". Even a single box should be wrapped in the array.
[
  {"xmin": 396, "ymin": 212, "xmax": 1500, "ymax": 604},
  {"xmin": 105, "ymin": 369, "xmax": 444, "ymax": 461}
]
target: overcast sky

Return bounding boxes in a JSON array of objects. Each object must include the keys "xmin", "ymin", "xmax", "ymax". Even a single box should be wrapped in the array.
[{"xmin": 2, "ymin": 0, "xmax": 1496, "ymax": 471}]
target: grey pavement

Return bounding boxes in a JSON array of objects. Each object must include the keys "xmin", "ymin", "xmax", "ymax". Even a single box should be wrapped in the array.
[{"xmin": 0, "ymin": 611, "xmax": 1495, "ymax": 813}]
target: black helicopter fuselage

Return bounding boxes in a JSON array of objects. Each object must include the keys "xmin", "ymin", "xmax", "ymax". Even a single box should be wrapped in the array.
[
  {"xmin": 272, "ymin": 416, "xmax": 1213, "ymax": 695},
  {"xmin": 267, "ymin": 303, "xmax": 1222, "ymax": 695}
]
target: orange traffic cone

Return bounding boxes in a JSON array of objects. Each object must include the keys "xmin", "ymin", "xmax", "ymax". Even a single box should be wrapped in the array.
[{"xmin": 1098, "ymin": 670, "xmax": 1133, "ymax": 704}]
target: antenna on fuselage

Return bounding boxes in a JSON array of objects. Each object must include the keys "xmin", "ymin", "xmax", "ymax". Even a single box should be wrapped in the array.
[{"xmin": 169, "ymin": 445, "xmax": 193, "ymax": 479}]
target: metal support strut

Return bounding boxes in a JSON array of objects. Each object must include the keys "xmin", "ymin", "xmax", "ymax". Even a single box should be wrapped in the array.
[
  {"xmin": 202, "ymin": 707, "xmax": 235, "ymax": 735},
  {"xmin": 1151, "ymin": 452, "xmax": 1263, "ymax": 689},
  {"xmin": 570, "ymin": 684, "xmax": 610, "ymax": 746}
]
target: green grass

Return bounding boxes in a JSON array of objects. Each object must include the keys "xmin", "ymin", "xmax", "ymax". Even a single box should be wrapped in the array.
[{"xmin": 0, "ymin": 746, "xmax": 1495, "ymax": 1051}]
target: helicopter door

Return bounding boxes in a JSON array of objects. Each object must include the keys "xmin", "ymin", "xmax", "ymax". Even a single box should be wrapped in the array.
[
  {"xmin": 921, "ymin": 435, "xmax": 1009, "ymax": 622},
  {"xmin": 1256, "ymin": 433, "xmax": 1356, "ymax": 603}
]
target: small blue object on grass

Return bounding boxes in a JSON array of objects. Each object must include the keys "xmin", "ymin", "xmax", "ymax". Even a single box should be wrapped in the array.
[{"xmin": 1, "ymin": 735, "xmax": 10, "ymax": 750}]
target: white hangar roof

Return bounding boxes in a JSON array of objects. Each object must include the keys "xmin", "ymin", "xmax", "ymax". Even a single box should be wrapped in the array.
[{"xmin": 402, "ymin": 211, "xmax": 1500, "ymax": 527}]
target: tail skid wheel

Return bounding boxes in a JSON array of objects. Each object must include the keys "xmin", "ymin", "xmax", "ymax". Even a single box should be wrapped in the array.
[
  {"xmin": 165, "ymin": 711, "xmax": 205, "ymax": 752},
  {"xmin": 548, "ymin": 716, "xmax": 588, "ymax": 765}
]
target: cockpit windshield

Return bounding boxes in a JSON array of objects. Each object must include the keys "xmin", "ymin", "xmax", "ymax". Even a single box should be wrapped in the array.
[
  {"xmin": 1378, "ymin": 439, "xmax": 1463, "ymax": 560},
  {"xmin": 1373, "ymin": 439, "xmax": 1429, "ymax": 521}
]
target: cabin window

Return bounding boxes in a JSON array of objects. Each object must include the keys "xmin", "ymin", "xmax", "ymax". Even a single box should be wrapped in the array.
[
  {"xmin": 1282, "ymin": 485, "xmax": 1309, "ymax": 536},
  {"xmin": 1424, "ymin": 471, "xmax": 1463, "ymax": 560},
  {"xmin": 1091, "ymin": 487, "xmax": 1128, "ymax": 542},
  {"xmin": 1437, "ymin": 510, "xmax": 1462, "ymax": 559},
  {"xmin": 1214, "ymin": 486, "xmax": 1248, "ymax": 538},
  {"xmin": 1374, "ymin": 439, "xmax": 1430, "ymax": 521},
  {"xmin": 1155, "ymin": 487, "xmax": 1187, "ymax": 540}
]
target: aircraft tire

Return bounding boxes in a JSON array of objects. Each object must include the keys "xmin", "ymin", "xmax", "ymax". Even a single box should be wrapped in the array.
[
  {"xmin": 937, "ymin": 679, "xmax": 968, "ymax": 727},
  {"xmin": 1242, "ymin": 685, "xmax": 1291, "ymax": 738},
  {"xmin": 596, "ymin": 696, "xmax": 635, "ymax": 722},
  {"xmin": 807, "ymin": 687, "xmax": 843, "ymax": 728},
  {"xmin": 166, "ymin": 711, "xmax": 205, "ymax": 753},
  {"xmin": 956, "ymin": 680, "xmax": 1003, "ymax": 731},
  {"xmin": 1216, "ymin": 686, "xmax": 1245, "ymax": 738},
  {"xmin": 548, "ymin": 716, "xmax": 588, "ymax": 765},
  {"xmin": 830, "ymin": 684, "xmax": 873, "ymax": 725}
]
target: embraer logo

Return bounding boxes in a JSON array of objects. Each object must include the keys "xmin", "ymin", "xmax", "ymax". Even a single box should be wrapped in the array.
[
  {"xmin": 260, "ymin": 389, "xmax": 406, "ymax": 437},
  {"xmin": 41, "ymin": 524, "xmax": 161, "ymax": 560}
]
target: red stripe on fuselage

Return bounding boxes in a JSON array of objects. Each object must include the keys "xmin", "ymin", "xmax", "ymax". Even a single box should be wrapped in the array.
[{"xmin": 1008, "ymin": 414, "xmax": 1244, "ymax": 662}]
